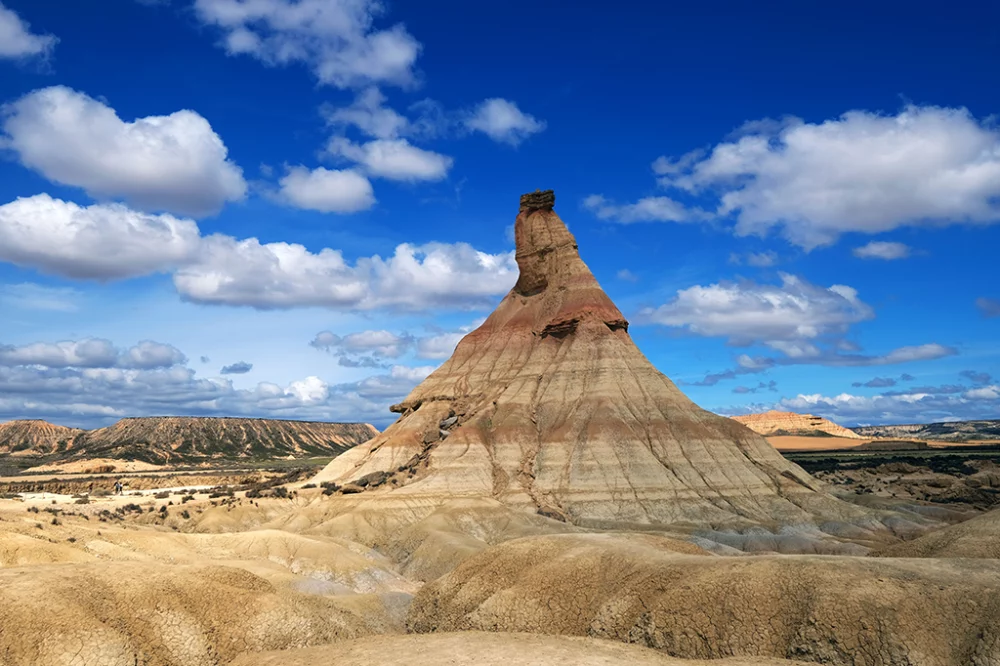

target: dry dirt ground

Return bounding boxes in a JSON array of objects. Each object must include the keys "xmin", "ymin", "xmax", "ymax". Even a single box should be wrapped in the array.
[
  {"xmin": 1, "ymin": 467, "xmax": 1000, "ymax": 666},
  {"xmin": 230, "ymin": 632, "xmax": 812, "ymax": 665},
  {"xmin": 767, "ymin": 435, "xmax": 869, "ymax": 451}
]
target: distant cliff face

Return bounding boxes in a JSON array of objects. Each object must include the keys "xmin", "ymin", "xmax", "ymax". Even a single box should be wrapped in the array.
[
  {"xmin": 0, "ymin": 420, "xmax": 84, "ymax": 455},
  {"xmin": 852, "ymin": 419, "xmax": 1000, "ymax": 442},
  {"xmin": 68, "ymin": 417, "xmax": 379, "ymax": 463},
  {"xmin": 731, "ymin": 410, "xmax": 863, "ymax": 439},
  {"xmin": 1, "ymin": 417, "xmax": 378, "ymax": 463}
]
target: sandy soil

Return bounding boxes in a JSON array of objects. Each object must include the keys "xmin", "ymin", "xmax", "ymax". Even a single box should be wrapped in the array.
[
  {"xmin": 231, "ymin": 632, "xmax": 810, "ymax": 665},
  {"xmin": 0, "ymin": 468, "xmax": 997, "ymax": 665},
  {"xmin": 23, "ymin": 458, "xmax": 164, "ymax": 474},
  {"xmin": 767, "ymin": 436, "xmax": 870, "ymax": 451}
]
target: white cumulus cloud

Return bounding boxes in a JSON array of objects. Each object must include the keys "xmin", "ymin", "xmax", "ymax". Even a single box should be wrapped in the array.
[
  {"xmin": 0, "ymin": 195, "xmax": 201, "ymax": 280},
  {"xmin": 642, "ymin": 273, "xmax": 874, "ymax": 345},
  {"xmin": 463, "ymin": 98, "xmax": 546, "ymax": 145},
  {"xmin": 965, "ymin": 385, "xmax": 1000, "ymax": 401},
  {"xmin": 775, "ymin": 384, "xmax": 999, "ymax": 426},
  {"xmin": 310, "ymin": 329, "xmax": 414, "ymax": 366},
  {"xmin": 286, "ymin": 376, "xmax": 329, "ymax": 403},
  {"xmin": 322, "ymin": 86, "xmax": 410, "ymax": 139},
  {"xmin": 0, "ymin": 195, "xmax": 516, "ymax": 313},
  {"xmin": 1, "ymin": 86, "xmax": 246, "ymax": 216},
  {"xmin": 192, "ymin": 0, "xmax": 421, "ymax": 89},
  {"xmin": 174, "ymin": 237, "xmax": 517, "ymax": 311},
  {"xmin": 121, "ymin": 341, "xmax": 188, "ymax": 369},
  {"xmin": 0, "ymin": 3, "xmax": 56, "ymax": 60},
  {"xmin": 665, "ymin": 105, "xmax": 1000, "ymax": 248},
  {"xmin": 278, "ymin": 166, "xmax": 375, "ymax": 213},
  {"xmin": 327, "ymin": 137, "xmax": 451, "ymax": 181},
  {"xmin": 598, "ymin": 106, "xmax": 1000, "ymax": 249},
  {"xmin": 0, "ymin": 338, "xmax": 184, "ymax": 369}
]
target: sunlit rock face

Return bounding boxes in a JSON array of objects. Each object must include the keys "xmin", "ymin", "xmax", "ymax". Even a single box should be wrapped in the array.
[
  {"xmin": 731, "ymin": 410, "xmax": 863, "ymax": 439},
  {"xmin": 312, "ymin": 190, "xmax": 871, "ymax": 529}
]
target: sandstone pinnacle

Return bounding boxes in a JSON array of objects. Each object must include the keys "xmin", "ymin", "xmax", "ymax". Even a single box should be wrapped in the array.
[{"xmin": 312, "ymin": 190, "xmax": 867, "ymax": 528}]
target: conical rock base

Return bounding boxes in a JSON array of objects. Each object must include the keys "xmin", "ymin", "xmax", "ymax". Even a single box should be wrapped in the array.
[{"xmin": 313, "ymin": 191, "xmax": 872, "ymax": 529}]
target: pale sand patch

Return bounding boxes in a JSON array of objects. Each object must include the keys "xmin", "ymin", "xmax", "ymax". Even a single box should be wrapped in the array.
[
  {"xmin": 24, "ymin": 458, "xmax": 164, "ymax": 475},
  {"xmin": 768, "ymin": 435, "xmax": 870, "ymax": 451},
  {"xmin": 231, "ymin": 631, "xmax": 810, "ymax": 665}
]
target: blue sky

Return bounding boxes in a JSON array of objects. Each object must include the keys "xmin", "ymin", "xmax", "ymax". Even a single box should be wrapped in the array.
[{"xmin": 0, "ymin": 0, "xmax": 997, "ymax": 429}]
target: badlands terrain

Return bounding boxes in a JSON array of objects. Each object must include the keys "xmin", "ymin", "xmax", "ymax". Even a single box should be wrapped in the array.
[
  {"xmin": 0, "ymin": 417, "xmax": 377, "ymax": 464},
  {"xmin": 1, "ymin": 192, "xmax": 999, "ymax": 666}
]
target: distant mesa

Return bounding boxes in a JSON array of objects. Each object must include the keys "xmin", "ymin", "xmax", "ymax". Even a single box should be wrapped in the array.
[
  {"xmin": 0, "ymin": 417, "xmax": 378, "ymax": 464},
  {"xmin": 731, "ymin": 410, "xmax": 863, "ymax": 439},
  {"xmin": 853, "ymin": 419, "xmax": 1000, "ymax": 443},
  {"xmin": 0, "ymin": 420, "xmax": 84, "ymax": 456},
  {"xmin": 311, "ymin": 190, "xmax": 869, "ymax": 529}
]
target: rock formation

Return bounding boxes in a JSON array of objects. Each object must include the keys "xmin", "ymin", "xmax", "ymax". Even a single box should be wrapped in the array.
[
  {"xmin": 731, "ymin": 410, "xmax": 863, "ymax": 439},
  {"xmin": 312, "ymin": 191, "xmax": 866, "ymax": 528},
  {"xmin": 854, "ymin": 418, "xmax": 1000, "ymax": 442},
  {"xmin": 68, "ymin": 417, "xmax": 379, "ymax": 464},
  {"xmin": 0, "ymin": 419, "xmax": 83, "ymax": 455}
]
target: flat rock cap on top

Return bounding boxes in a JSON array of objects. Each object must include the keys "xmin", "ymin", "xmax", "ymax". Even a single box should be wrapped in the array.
[{"xmin": 519, "ymin": 189, "xmax": 555, "ymax": 211}]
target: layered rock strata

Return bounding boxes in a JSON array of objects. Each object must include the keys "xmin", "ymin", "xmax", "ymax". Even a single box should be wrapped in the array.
[
  {"xmin": 0, "ymin": 419, "xmax": 83, "ymax": 455},
  {"xmin": 732, "ymin": 411, "xmax": 863, "ymax": 439},
  {"xmin": 312, "ymin": 190, "xmax": 870, "ymax": 528}
]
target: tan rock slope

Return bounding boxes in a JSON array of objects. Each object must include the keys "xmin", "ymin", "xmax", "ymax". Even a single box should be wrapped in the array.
[
  {"xmin": 0, "ymin": 562, "xmax": 398, "ymax": 666},
  {"xmin": 312, "ymin": 191, "xmax": 868, "ymax": 529},
  {"xmin": 69, "ymin": 417, "xmax": 378, "ymax": 463},
  {"xmin": 0, "ymin": 508, "xmax": 413, "ymax": 666},
  {"xmin": 0, "ymin": 419, "xmax": 83, "ymax": 455},
  {"xmin": 875, "ymin": 505, "xmax": 1000, "ymax": 558},
  {"xmin": 409, "ymin": 534, "xmax": 1000, "ymax": 666},
  {"xmin": 731, "ymin": 410, "xmax": 863, "ymax": 439}
]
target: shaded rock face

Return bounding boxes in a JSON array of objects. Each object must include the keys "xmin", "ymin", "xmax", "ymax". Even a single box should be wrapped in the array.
[
  {"xmin": 313, "ymin": 191, "xmax": 866, "ymax": 528},
  {"xmin": 732, "ymin": 410, "xmax": 863, "ymax": 439}
]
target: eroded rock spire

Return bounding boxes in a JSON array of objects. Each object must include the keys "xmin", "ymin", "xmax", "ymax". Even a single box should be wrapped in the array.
[{"xmin": 311, "ymin": 190, "xmax": 868, "ymax": 530}]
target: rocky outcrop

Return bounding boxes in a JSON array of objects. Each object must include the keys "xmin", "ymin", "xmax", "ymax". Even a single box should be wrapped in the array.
[
  {"xmin": 731, "ymin": 411, "xmax": 863, "ymax": 439},
  {"xmin": 0, "ymin": 419, "xmax": 83, "ymax": 455},
  {"xmin": 68, "ymin": 417, "xmax": 378, "ymax": 464},
  {"xmin": 311, "ymin": 191, "xmax": 872, "ymax": 530},
  {"xmin": 853, "ymin": 419, "xmax": 1000, "ymax": 442}
]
